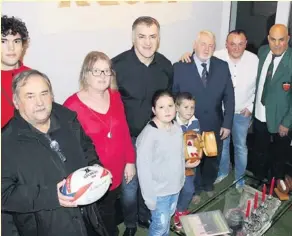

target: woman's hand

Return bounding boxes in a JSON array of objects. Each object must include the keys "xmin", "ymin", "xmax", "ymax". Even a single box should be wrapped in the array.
[{"xmin": 124, "ymin": 163, "xmax": 136, "ymax": 184}]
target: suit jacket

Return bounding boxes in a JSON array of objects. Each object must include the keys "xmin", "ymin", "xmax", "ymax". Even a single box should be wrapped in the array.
[
  {"xmin": 173, "ymin": 55, "xmax": 235, "ymax": 133},
  {"xmin": 254, "ymin": 45, "xmax": 292, "ymax": 133}
]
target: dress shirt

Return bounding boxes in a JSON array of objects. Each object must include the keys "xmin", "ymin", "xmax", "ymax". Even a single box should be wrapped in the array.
[
  {"xmin": 214, "ymin": 49, "xmax": 258, "ymax": 113},
  {"xmin": 255, "ymin": 51, "xmax": 285, "ymax": 122},
  {"xmin": 193, "ymin": 54, "xmax": 210, "ymax": 77}
]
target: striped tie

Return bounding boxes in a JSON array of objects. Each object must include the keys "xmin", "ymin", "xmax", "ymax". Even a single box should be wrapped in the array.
[{"xmin": 201, "ymin": 63, "xmax": 208, "ymax": 87}]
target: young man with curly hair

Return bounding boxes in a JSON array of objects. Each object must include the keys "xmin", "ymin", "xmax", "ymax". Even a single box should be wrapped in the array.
[
  {"xmin": 1, "ymin": 15, "xmax": 30, "ymax": 128},
  {"xmin": 1, "ymin": 15, "xmax": 30, "ymax": 236}
]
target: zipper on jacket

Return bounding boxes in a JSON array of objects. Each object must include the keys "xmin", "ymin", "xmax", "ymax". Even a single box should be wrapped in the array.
[{"xmin": 35, "ymin": 139, "xmax": 67, "ymax": 178}]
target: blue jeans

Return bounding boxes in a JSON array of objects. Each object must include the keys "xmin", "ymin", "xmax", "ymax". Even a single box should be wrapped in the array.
[
  {"xmin": 149, "ymin": 193, "xmax": 179, "ymax": 236},
  {"xmin": 219, "ymin": 114, "xmax": 251, "ymax": 181},
  {"xmin": 176, "ymin": 175, "xmax": 195, "ymax": 212},
  {"xmin": 121, "ymin": 137, "xmax": 150, "ymax": 228}
]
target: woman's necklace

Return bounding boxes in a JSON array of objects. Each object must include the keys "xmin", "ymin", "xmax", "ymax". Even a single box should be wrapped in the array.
[
  {"xmin": 88, "ymin": 108, "xmax": 112, "ymax": 139},
  {"xmin": 84, "ymin": 90, "xmax": 113, "ymax": 138}
]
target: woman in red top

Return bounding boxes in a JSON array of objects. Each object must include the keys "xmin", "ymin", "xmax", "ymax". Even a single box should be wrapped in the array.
[{"xmin": 63, "ymin": 51, "xmax": 135, "ymax": 236}]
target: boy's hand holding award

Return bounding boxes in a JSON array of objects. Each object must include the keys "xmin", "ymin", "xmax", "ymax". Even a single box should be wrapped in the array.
[{"xmin": 183, "ymin": 130, "xmax": 217, "ymax": 176}]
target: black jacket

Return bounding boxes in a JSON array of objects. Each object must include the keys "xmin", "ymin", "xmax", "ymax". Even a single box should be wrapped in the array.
[
  {"xmin": 1, "ymin": 103, "xmax": 108, "ymax": 236},
  {"xmin": 112, "ymin": 47, "xmax": 173, "ymax": 137}
]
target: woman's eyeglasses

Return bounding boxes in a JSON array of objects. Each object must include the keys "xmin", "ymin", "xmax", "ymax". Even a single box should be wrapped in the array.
[{"xmin": 90, "ymin": 68, "xmax": 113, "ymax": 77}]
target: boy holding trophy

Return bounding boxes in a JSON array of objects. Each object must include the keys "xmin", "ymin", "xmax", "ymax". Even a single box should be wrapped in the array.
[
  {"xmin": 173, "ymin": 92, "xmax": 218, "ymax": 230},
  {"xmin": 174, "ymin": 92, "xmax": 201, "ymax": 230}
]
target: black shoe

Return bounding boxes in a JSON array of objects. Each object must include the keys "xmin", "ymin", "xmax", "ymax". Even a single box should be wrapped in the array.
[
  {"xmin": 123, "ymin": 227, "xmax": 137, "ymax": 236},
  {"xmin": 138, "ymin": 219, "xmax": 151, "ymax": 229}
]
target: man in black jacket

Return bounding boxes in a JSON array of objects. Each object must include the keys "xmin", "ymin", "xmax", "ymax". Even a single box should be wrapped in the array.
[
  {"xmin": 112, "ymin": 16, "xmax": 173, "ymax": 236},
  {"xmin": 1, "ymin": 69, "xmax": 108, "ymax": 236}
]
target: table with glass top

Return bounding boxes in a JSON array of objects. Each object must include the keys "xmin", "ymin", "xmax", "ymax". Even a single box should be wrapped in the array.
[{"xmin": 171, "ymin": 174, "xmax": 292, "ymax": 236}]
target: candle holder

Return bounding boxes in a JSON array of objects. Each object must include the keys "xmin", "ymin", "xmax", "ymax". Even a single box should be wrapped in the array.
[
  {"xmin": 243, "ymin": 219, "xmax": 252, "ymax": 235},
  {"xmin": 264, "ymin": 195, "xmax": 274, "ymax": 209},
  {"xmin": 250, "ymin": 209, "xmax": 259, "ymax": 221},
  {"xmin": 250, "ymin": 219, "xmax": 262, "ymax": 232},
  {"xmin": 243, "ymin": 217, "xmax": 262, "ymax": 235},
  {"xmin": 239, "ymin": 183, "xmax": 281, "ymax": 236},
  {"xmin": 255, "ymin": 204, "xmax": 269, "ymax": 223},
  {"xmin": 225, "ymin": 208, "xmax": 244, "ymax": 236}
]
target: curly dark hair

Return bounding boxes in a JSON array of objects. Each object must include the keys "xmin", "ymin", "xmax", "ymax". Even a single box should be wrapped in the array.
[{"xmin": 1, "ymin": 15, "xmax": 29, "ymax": 43}]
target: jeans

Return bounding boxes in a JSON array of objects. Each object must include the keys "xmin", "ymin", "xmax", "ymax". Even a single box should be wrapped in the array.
[
  {"xmin": 121, "ymin": 174, "xmax": 150, "ymax": 228},
  {"xmin": 121, "ymin": 137, "xmax": 150, "ymax": 228},
  {"xmin": 219, "ymin": 114, "xmax": 251, "ymax": 181},
  {"xmin": 176, "ymin": 174, "xmax": 195, "ymax": 212},
  {"xmin": 149, "ymin": 193, "xmax": 179, "ymax": 236}
]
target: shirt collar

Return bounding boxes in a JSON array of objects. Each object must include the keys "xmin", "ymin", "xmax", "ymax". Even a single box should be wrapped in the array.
[
  {"xmin": 176, "ymin": 113, "xmax": 197, "ymax": 126},
  {"xmin": 268, "ymin": 49, "xmax": 287, "ymax": 59}
]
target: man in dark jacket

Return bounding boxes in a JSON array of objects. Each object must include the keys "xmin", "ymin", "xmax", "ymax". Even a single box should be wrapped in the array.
[
  {"xmin": 251, "ymin": 24, "xmax": 292, "ymax": 181},
  {"xmin": 1, "ymin": 69, "xmax": 108, "ymax": 236},
  {"xmin": 112, "ymin": 16, "xmax": 173, "ymax": 236},
  {"xmin": 173, "ymin": 30, "xmax": 235, "ymax": 199}
]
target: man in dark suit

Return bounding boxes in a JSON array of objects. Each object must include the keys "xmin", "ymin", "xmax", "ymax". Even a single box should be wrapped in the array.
[
  {"xmin": 251, "ymin": 24, "xmax": 292, "ymax": 181},
  {"xmin": 173, "ymin": 30, "xmax": 235, "ymax": 200}
]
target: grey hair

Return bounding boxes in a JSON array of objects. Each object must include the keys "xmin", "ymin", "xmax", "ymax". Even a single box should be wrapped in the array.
[
  {"xmin": 195, "ymin": 30, "xmax": 216, "ymax": 43},
  {"xmin": 12, "ymin": 69, "xmax": 53, "ymax": 97}
]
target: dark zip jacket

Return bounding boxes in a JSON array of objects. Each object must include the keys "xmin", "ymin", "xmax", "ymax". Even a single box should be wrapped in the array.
[{"xmin": 1, "ymin": 102, "xmax": 108, "ymax": 236}]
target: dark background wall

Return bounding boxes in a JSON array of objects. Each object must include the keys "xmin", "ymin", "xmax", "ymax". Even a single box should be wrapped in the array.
[{"xmin": 235, "ymin": 1, "xmax": 278, "ymax": 54}]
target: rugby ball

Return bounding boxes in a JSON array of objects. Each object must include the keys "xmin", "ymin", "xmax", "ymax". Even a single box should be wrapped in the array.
[{"xmin": 61, "ymin": 165, "xmax": 112, "ymax": 205}]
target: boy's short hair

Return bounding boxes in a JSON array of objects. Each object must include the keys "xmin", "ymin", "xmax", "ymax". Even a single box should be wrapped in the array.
[{"xmin": 175, "ymin": 92, "xmax": 195, "ymax": 106}]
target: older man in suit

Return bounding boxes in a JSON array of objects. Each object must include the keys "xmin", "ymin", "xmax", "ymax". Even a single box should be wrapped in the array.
[
  {"xmin": 251, "ymin": 24, "xmax": 292, "ymax": 181},
  {"xmin": 173, "ymin": 31, "xmax": 235, "ymax": 200}
]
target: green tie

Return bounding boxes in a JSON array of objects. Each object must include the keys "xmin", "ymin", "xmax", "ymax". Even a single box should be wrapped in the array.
[{"xmin": 261, "ymin": 54, "xmax": 276, "ymax": 106}]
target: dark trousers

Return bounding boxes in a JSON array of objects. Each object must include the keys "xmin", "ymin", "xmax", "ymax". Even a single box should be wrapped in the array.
[
  {"xmin": 96, "ymin": 187, "xmax": 120, "ymax": 236},
  {"xmin": 251, "ymin": 118, "xmax": 292, "ymax": 180},
  {"xmin": 83, "ymin": 214, "xmax": 104, "ymax": 236},
  {"xmin": 1, "ymin": 212, "xmax": 20, "ymax": 236},
  {"xmin": 120, "ymin": 137, "xmax": 150, "ymax": 228},
  {"xmin": 195, "ymin": 131, "xmax": 223, "ymax": 193}
]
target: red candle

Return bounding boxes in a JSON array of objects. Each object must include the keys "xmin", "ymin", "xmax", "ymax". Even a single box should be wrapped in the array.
[
  {"xmin": 245, "ymin": 200, "xmax": 251, "ymax": 218},
  {"xmin": 269, "ymin": 177, "xmax": 275, "ymax": 196},
  {"xmin": 254, "ymin": 192, "xmax": 258, "ymax": 209},
  {"xmin": 262, "ymin": 184, "xmax": 266, "ymax": 202}
]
